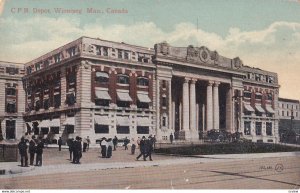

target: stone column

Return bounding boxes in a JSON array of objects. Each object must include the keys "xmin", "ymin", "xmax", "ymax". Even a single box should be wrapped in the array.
[
  {"xmin": 213, "ymin": 81, "xmax": 220, "ymax": 130},
  {"xmin": 206, "ymin": 81, "xmax": 213, "ymax": 131},
  {"xmin": 225, "ymin": 86, "xmax": 233, "ymax": 133},
  {"xmin": 182, "ymin": 78, "xmax": 190, "ymax": 131},
  {"xmin": 189, "ymin": 79, "xmax": 196, "ymax": 131}
]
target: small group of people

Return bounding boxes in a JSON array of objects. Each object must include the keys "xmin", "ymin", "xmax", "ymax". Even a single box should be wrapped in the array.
[
  {"xmin": 100, "ymin": 137, "xmax": 113, "ymax": 158},
  {"xmin": 18, "ymin": 135, "xmax": 44, "ymax": 167},
  {"xmin": 136, "ymin": 135, "xmax": 156, "ymax": 161},
  {"xmin": 67, "ymin": 136, "xmax": 89, "ymax": 164}
]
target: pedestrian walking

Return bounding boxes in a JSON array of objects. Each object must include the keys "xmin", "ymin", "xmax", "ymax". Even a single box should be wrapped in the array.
[
  {"xmin": 170, "ymin": 133, "xmax": 174, "ymax": 144},
  {"xmin": 35, "ymin": 139, "xmax": 44, "ymax": 166},
  {"xmin": 152, "ymin": 135, "xmax": 157, "ymax": 149},
  {"xmin": 86, "ymin": 136, "xmax": 91, "ymax": 151},
  {"xmin": 83, "ymin": 137, "xmax": 88, "ymax": 152},
  {"xmin": 136, "ymin": 136, "xmax": 146, "ymax": 161},
  {"xmin": 29, "ymin": 136, "xmax": 36, "ymax": 166},
  {"xmin": 112, "ymin": 136, "xmax": 118, "ymax": 151},
  {"xmin": 145, "ymin": 136, "xmax": 154, "ymax": 161},
  {"xmin": 131, "ymin": 138, "xmax": 136, "ymax": 155},
  {"xmin": 73, "ymin": 136, "xmax": 82, "ymax": 164},
  {"xmin": 67, "ymin": 138, "xmax": 74, "ymax": 160},
  {"xmin": 100, "ymin": 137, "xmax": 107, "ymax": 158},
  {"xmin": 124, "ymin": 137, "xmax": 129, "ymax": 150},
  {"xmin": 18, "ymin": 137, "xmax": 29, "ymax": 167},
  {"xmin": 106, "ymin": 138, "xmax": 113, "ymax": 158},
  {"xmin": 58, "ymin": 137, "xmax": 62, "ymax": 151},
  {"xmin": 137, "ymin": 137, "xmax": 141, "ymax": 149}
]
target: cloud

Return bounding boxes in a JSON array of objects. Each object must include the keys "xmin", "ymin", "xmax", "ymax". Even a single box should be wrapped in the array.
[{"xmin": 0, "ymin": 17, "xmax": 299, "ymax": 99}]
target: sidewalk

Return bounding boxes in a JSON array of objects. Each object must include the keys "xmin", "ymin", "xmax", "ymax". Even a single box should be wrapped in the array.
[{"xmin": 1, "ymin": 148, "xmax": 299, "ymax": 178}]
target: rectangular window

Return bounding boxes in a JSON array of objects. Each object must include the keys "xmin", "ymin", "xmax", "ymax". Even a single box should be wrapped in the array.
[
  {"xmin": 44, "ymin": 60, "xmax": 49, "ymax": 68},
  {"xmin": 35, "ymin": 63, "xmax": 41, "ymax": 71},
  {"xmin": 267, "ymin": 93, "xmax": 272, "ymax": 100},
  {"xmin": 95, "ymin": 124, "xmax": 109, "ymax": 133},
  {"xmin": 124, "ymin": 52, "xmax": 129, "ymax": 60},
  {"xmin": 244, "ymin": 121, "xmax": 251, "ymax": 135},
  {"xmin": 50, "ymin": 127, "xmax": 59, "ymax": 134},
  {"xmin": 54, "ymin": 94, "xmax": 61, "ymax": 108},
  {"xmin": 6, "ymin": 67, "xmax": 19, "ymax": 75},
  {"xmin": 95, "ymin": 99, "xmax": 110, "ymax": 107},
  {"xmin": 137, "ymin": 126, "xmax": 149, "ymax": 134},
  {"xmin": 5, "ymin": 120, "xmax": 16, "ymax": 140},
  {"xmin": 54, "ymin": 54, "xmax": 61, "ymax": 63},
  {"xmin": 287, "ymin": 111, "xmax": 289, "ymax": 116},
  {"xmin": 255, "ymin": 122, "xmax": 262, "ymax": 135},
  {"xmin": 117, "ymin": 101, "xmax": 130, "ymax": 108},
  {"xmin": 243, "ymin": 91, "xmax": 252, "ymax": 98},
  {"xmin": 103, "ymin": 47, "xmax": 108, "ymax": 56},
  {"xmin": 282, "ymin": 111, "xmax": 284, "ymax": 116},
  {"xmin": 68, "ymin": 47, "xmax": 76, "ymax": 57},
  {"xmin": 66, "ymin": 125, "xmax": 74, "ymax": 134},
  {"xmin": 162, "ymin": 97, "xmax": 167, "ymax": 107},
  {"xmin": 255, "ymin": 94, "xmax": 262, "ymax": 100},
  {"xmin": 44, "ymin": 99, "xmax": 49, "ymax": 110},
  {"xmin": 41, "ymin": 127, "xmax": 49, "ymax": 135},
  {"xmin": 6, "ymin": 88, "xmax": 16, "ymax": 96},
  {"xmin": 6, "ymin": 102, "xmax": 16, "ymax": 113},
  {"xmin": 266, "ymin": 122, "xmax": 272, "ymax": 136},
  {"xmin": 137, "ymin": 101, "xmax": 149, "ymax": 109},
  {"xmin": 118, "ymin": 50, "xmax": 122, "ymax": 59},
  {"xmin": 116, "ymin": 126, "xmax": 130, "ymax": 134},
  {"xmin": 162, "ymin": 117, "xmax": 167, "ymax": 127}
]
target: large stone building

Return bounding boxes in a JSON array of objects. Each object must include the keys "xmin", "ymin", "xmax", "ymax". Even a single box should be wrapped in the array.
[
  {"xmin": 17, "ymin": 37, "xmax": 280, "ymax": 144},
  {"xmin": 0, "ymin": 61, "xmax": 26, "ymax": 140},
  {"xmin": 278, "ymin": 98, "xmax": 300, "ymax": 141}
]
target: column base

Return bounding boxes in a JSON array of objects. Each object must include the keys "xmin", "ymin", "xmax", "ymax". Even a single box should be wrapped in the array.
[{"xmin": 178, "ymin": 130, "xmax": 199, "ymax": 141}]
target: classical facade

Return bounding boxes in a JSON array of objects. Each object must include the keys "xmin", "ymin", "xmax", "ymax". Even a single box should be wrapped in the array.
[
  {"xmin": 154, "ymin": 42, "xmax": 279, "ymax": 143},
  {"xmin": 0, "ymin": 61, "xmax": 26, "ymax": 140},
  {"xmin": 20, "ymin": 37, "xmax": 280, "ymax": 144}
]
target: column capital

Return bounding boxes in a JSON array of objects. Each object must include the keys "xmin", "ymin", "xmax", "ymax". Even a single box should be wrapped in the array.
[
  {"xmin": 190, "ymin": 78, "xmax": 197, "ymax": 84},
  {"xmin": 214, "ymin": 81, "xmax": 221, "ymax": 87},
  {"xmin": 184, "ymin": 77, "xmax": 191, "ymax": 83},
  {"xmin": 207, "ymin": 80, "xmax": 214, "ymax": 86}
]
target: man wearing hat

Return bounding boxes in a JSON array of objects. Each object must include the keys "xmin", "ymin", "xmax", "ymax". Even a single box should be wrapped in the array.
[{"xmin": 136, "ymin": 136, "xmax": 146, "ymax": 161}]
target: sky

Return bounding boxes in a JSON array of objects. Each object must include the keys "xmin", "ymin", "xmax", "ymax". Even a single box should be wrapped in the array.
[{"xmin": 0, "ymin": 0, "xmax": 300, "ymax": 99}]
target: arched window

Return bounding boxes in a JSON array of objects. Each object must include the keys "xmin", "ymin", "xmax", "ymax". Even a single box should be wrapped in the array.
[
  {"xmin": 95, "ymin": 72, "xmax": 109, "ymax": 83},
  {"xmin": 117, "ymin": 74, "xmax": 129, "ymax": 85},
  {"xmin": 137, "ymin": 77, "xmax": 149, "ymax": 86}
]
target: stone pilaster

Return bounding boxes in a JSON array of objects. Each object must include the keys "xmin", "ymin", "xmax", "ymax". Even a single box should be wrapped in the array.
[
  {"xmin": 225, "ymin": 86, "xmax": 233, "ymax": 133},
  {"xmin": 60, "ymin": 67, "xmax": 66, "ymax": 107},
  {"xmin": 182, "ymin": 78, "xmax": 190, "ymax": 131},
  {"xmin": 189, "ymin": 79, "xmax": 196, "ymax": 131},
  {"xmin": 213, "ymin": 81, "xmax": 220, "ymax": 130},
  {"xmin": 206, "ymin": 81, "xmax": 213, "ymax": 131}
]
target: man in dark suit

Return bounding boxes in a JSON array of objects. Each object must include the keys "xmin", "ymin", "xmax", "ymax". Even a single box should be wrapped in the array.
[
  {"xmin": 58, "ymin": 137, "xmax": 62, "ymax": 151},
  {"xmin": 136, "ymin": 136, "xmax": 146, "ymax": 161},
  {"xmin": 18, "ymin": 137, "xmax": 28, "ymax": 167},
  {"xmin": 35, "ymin": 139, "xmax": 44, "ymax": 166},
  {"xmin": 145, "ymin": 136, "xmax": 154, "ymax": 161},
  {"xmin": 28, "ymin": 136, "xmax": 36, "ymax": 166}
]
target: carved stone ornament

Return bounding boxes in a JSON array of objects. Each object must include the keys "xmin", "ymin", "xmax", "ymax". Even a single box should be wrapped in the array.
[
  {"xmin": 155, "ymin": 41, "xmax": 169, "ymax": 55},
  {"xmin": 187, "ymin": 45, "xmax": 199, "ymax": 58},
  {"xmin": 199, "ymin": 47, "xmax": 210, "ymax": 62},
  {"xmin": 210, "ymin": 50, "xmax": 219, "ymax": 62},
  {"xmin": 233, "ymin": 57, "xmax": 243, "ymax": 68}
]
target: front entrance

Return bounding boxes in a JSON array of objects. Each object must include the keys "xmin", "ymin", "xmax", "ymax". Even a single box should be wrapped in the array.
[{"xmin": 6, "ymin": 120, "xmax": 16, "ymax": 140}]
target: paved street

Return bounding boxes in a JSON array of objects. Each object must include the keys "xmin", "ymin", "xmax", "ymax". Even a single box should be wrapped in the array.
[{"xmin": 0, "ymin": 147, "xmax": 299, "ymax": 189}]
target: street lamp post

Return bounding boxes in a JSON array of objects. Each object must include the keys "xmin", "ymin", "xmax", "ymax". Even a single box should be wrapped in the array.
[{"xmin": 232, "ymin": 90, "xmax": 243, "ymax": 141}]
